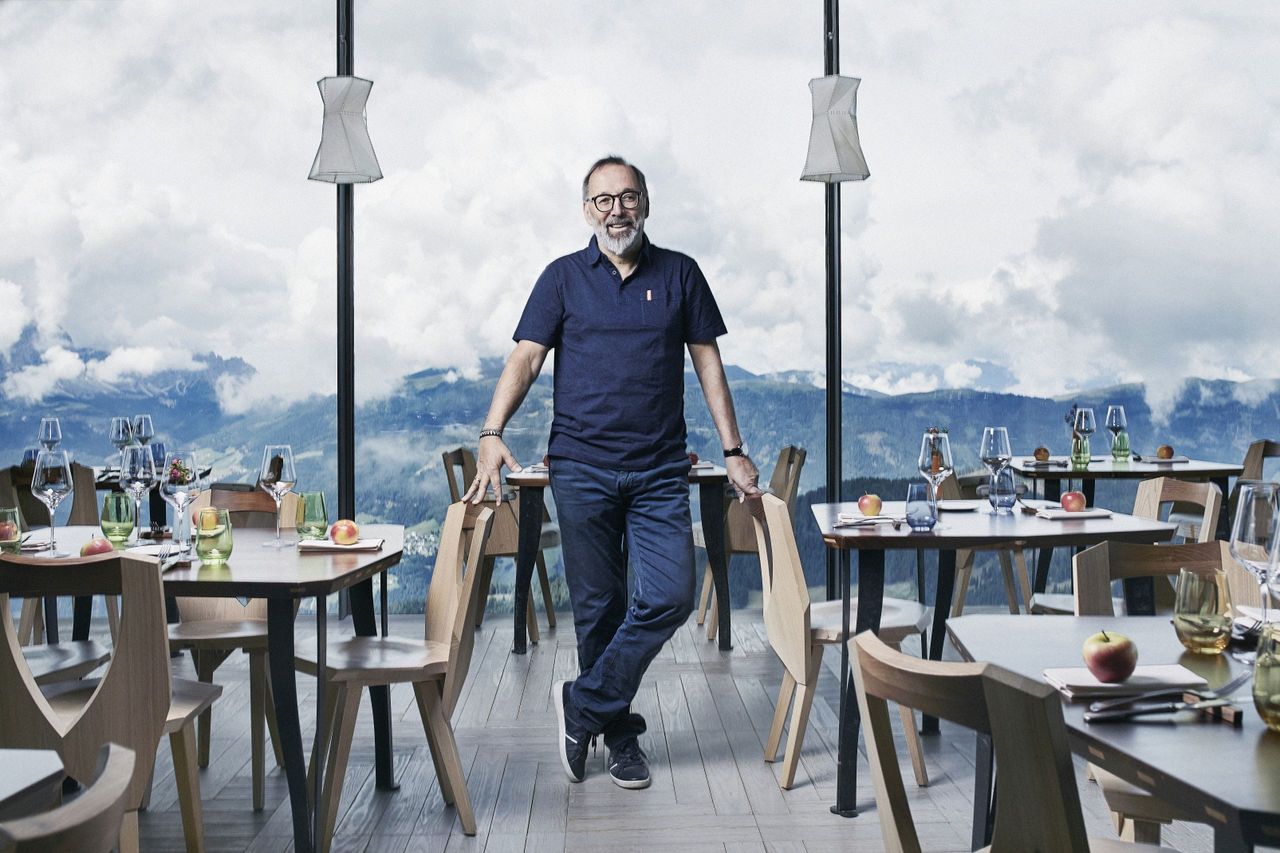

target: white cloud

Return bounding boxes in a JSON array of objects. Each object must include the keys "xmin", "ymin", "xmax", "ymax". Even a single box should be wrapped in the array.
[{"xmin": 0, "ymin": 0, "xmax": 1276, "ymax": 411}]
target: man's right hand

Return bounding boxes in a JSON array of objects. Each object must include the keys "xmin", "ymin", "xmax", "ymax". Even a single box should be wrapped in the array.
[{"xmin": 465, "ymin": 435, "xmax": 522, "ymax": 504}]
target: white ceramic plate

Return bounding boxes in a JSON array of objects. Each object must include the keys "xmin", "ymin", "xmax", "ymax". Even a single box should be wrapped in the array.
[{"xmin": 938, "ymin": 500, "xmax": 983, "ymax": 512}]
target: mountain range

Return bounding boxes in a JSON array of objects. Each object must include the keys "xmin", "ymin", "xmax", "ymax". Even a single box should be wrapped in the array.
[{"xmin": 4, "ymin": 325, "xmax": 1276, "ymax": 611}]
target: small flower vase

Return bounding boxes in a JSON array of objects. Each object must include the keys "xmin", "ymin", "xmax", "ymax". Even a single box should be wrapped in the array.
[{"xmin": 1070, "ymin": 435, "xmax": 1091, "ymax": 469}]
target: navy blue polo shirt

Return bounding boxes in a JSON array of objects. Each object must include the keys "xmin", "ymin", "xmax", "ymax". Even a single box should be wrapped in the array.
[{"xmin": 513, "ymin": 235, "xmax": 727, "ymax": 471}]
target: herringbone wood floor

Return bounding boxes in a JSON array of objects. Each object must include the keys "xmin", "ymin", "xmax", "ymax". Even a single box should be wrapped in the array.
[{"xmin": 132, "ymin": 607, "xmax": 1215, "ymax": 852}]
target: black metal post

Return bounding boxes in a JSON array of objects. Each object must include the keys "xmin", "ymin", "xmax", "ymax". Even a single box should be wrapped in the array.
[
  {"xmin": 336, "ymin": 0, "xmax": 355, "ymax": 524},
  {"xmin": 823, "ymin": 0, "xmax": 849, "ymax": 601}
]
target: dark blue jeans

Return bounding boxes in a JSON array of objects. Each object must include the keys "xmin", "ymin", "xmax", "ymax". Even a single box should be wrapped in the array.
[{"xmin": 550, "ymin": 456, "xmax": 696, "ymax": 747}]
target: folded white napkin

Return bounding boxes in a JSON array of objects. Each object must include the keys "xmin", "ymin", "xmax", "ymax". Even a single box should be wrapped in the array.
[
  {"xmin": 1043, "ymin": 665, "xmax": 1207, "ymax": 700},
  {"xmin": 1132, "ymin": 454, "xmax": 1191, "ymax": 463},
  {"xmin": 836, "ymin": 513, "xmax": 894, "ymax": 526},
  {"xmin": 690, "ymin": 460, "xmax": 714, "ymax": 469},
  {"xmin": 296, "ymin": 538, "xmax": 384, "ymax": 552},
  {"xmin": 1035, "ymin": 507, "xmax": 1113, "ymax": 520},
  {"xmin": 1019, "ymin": 457, "xmax": 1069, "ymax": 467},
  {"xmin": 1235, "ymin": 605, "xmax": 1280, "ymax": 625}
]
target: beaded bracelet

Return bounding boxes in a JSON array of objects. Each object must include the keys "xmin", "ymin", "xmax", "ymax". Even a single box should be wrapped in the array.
[{"xmin": 479, "ymin": 428, "xmax": 504, "ymax": 440}]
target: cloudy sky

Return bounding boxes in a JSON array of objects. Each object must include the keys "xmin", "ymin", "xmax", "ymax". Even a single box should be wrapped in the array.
[{"xmin": 1, "ymin": 1, "xmax": 1277, "ymax": 418}]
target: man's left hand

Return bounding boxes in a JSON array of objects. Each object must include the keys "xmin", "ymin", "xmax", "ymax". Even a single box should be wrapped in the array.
[{"xmin": 726, "ymin": 455, "xmax": 762, "ymax": 502}]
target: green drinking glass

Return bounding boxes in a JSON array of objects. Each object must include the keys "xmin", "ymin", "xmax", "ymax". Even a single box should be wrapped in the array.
[
  {"xmin": 295, "ymin": 491, "xmax": 329, "ymax": 540},
  {"xmin": 100, "ymin": 492, "xmax": 135, "ymax": 545}
]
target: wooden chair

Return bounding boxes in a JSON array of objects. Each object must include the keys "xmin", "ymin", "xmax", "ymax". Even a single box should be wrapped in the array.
[
  {"xmin": 850, "ymin": 630, "xmax": 1172, "ymax": 852},
  {"xmin": 1073, "ymin": 539, "xmax": 1253, "ymax": 843},
  {"xmin": 169, "ymin": 483, "xmax": 296, "ymax": 810},
  {"xmin": 441, "ymin": 447, "xmax": 557, "ymax": 642},
  {"xmin": 0, "ymin": 743, "xmax": 135, "ymax": 853},
  {"xmin": 0, "ymin": 550, "xmax": 220, "ymax": 853},
  {"xmin": 751, "ymin": 493, "xmax": 929, "ymax": 790},
  {"xmin": 695, "ymin": 445, "xmax": 805, "ymax": 639},
  {"xmin": 294, "ymin": 501, "xmax": 493, "ymax": 851},
  {"xmin": 1228, "ymin": 439, "xmax": 1280, "ymax": 525},
  {"xmin": 1032, "ymin": 478, "xmax": 1222, "ymax": 615}
]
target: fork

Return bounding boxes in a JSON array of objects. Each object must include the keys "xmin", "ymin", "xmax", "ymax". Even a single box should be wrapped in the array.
[
  {"xmin": 1087, "ymin": 668, "xmax": 1253, "ymax": 713},
  {"xmin": 156, "ymin": 542, "xmax": 175, "ymax": 571}
]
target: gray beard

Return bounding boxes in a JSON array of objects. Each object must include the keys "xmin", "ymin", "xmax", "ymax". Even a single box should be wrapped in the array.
[{"xmin": 594, "ymin": 214, "xmax": 645, "ymax": 257}]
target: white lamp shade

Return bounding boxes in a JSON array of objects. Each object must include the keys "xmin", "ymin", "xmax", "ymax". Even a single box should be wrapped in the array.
[
  {"xmin": 801, "ymin": 75, "xmax": 869, "ymax": 183},
  {"xmin": 309, "ymin": 76, "xmax": 382, "ymax": 184}
]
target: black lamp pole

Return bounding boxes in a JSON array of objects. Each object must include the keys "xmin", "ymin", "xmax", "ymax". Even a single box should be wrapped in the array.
[
  {"xmin": 336, "ymin": 0, "xmax": 356, "ymax": 523},
  {"xmin": 823, "ymin": 0, "xmax": 849, "ymax": 601}
]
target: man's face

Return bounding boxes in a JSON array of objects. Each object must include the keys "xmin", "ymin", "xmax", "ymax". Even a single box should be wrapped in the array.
[{"xmin": 584, "ymin": 163, "xmax": 647, "ymax": 258}]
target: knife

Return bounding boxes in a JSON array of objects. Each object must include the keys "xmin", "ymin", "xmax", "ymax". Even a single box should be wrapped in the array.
[
  {"xmin": 1083, "ymin": 697, "xmax": 1233, "ymax": 723},
  {"xmin": 1087, "ymin": 670, "xmax": 1252, "ymax": 713}
]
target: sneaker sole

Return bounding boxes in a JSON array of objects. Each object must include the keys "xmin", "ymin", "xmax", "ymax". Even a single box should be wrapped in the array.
[
  {"xmin": 553, "ymin": 679, "xmax": 584, "ymax": 783},
  {"xmin": 609, "ymin": 770, "xmax": 651, "ymax": 790}
]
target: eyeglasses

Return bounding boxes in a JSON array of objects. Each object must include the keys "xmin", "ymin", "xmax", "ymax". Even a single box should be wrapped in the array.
[{"xmin": 586, "ymin": 190, "xmax": 643, "ymax": 212}]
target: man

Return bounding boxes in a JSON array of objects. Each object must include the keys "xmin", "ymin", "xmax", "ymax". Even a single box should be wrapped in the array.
[{"xmin": 466, "ymin": 155, "xmax": 760, "ymax": 789}]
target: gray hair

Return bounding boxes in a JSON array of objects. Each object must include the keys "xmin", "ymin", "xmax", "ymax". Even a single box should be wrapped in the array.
[{"xmin": 581, "ymin": 155, "xmax": 649, "ymax": 202}]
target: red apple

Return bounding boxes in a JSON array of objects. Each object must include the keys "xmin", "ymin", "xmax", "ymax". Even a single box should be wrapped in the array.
[
  {"xmin": 1082, "ymin": 630, "xmax": 1138, "ymax": 683},
  {"xmin": 1060, "ymin": 491, "xmax": 1087, "ymax": 512},
  {"xmin": 1157, "ymin": 445, "xmax": 1174, "ymax": 459},
  {"xmin": 0, "ymin": 521, "xmax": 18, "ymax": 542},
  {"xmin": 687, "ymin": 451, "xmax": 699, "ymax": 465},
  {"xmin": 329, "ymin": 519, "xmax": 360, "ymax": 545},
  {"xmin": 80, "ymin": 537, "xmax": 115, "ymax": 556},
  {"xmin": 858, "ymin": 493, "xmax": 882, "ymax": 516},
  {"xmin": 1033, "ymin": 446, "xmax": 1050, "ymax": 462}
]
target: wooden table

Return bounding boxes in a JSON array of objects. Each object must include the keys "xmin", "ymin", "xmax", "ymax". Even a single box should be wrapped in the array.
[
  {"xmin": 505, "ymin": 463, "xmax": 735, "ymax": 652},
  {"xmin": 0, "ymin": 749, "xmax": 64, "ymax": 821},
  {"xmin": 56, "ymin": 524, "xmax": 404, "ymax": 853},
  {"xmin": 1009, "ymin": 456, "xmax": 1243, "ymax": 591},
  {"xmin": 812, "ymin": 501, "xmax": 1176, "ymax": 817},
  {"xmin": 948, "ymin": 614, "xmax": 1280, "ymax": 852}
]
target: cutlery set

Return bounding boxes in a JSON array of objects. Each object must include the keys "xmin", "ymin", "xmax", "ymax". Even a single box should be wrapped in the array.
[{"xmin": 1083, "ymin": 670, "xmax": 1253, "ymax": 723}]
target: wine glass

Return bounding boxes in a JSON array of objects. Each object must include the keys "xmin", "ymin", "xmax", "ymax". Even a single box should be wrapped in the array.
[
  {"xmin": 109, "ymin": 416, "xmax": 134, "ymax": 451},
  {"xmin": 916, "ymin": 430, "xmax": 953, "ymax": 520},
  {"xmin": 1230, "ymin": 481, "xmax": 1280, "ymax": 623},
  {"xmin": 160, "ymin": 450, "xmax": 203, "ymax": 552},
  {"xmin": 1104, "ymin": 405, "xmax": 1129, "ymax": 459},
  {"xmin": 132, "ymin": 414, "xmax": 154, "ymax": 446},
  {"xmin": 30, "ymin": 449, "xmax": 74, "ymax": 556},
  {"xmin": 258, "ymin": 445, "xmax": 297, "ymax": 547},
  {"xmin": 1073, "ymin": 408, "xmax": 1096, "ymax": 441},
  {"xmin": 37, "ymin": 417, "xmax": 62, "ymax": 450},
  {"xmin": 979, "ymin": 426, "xmax": 1012, "ymax": 474},
  {"xmin": 120, "ymin": 444, "xmax": 156, "ymax": 544}
]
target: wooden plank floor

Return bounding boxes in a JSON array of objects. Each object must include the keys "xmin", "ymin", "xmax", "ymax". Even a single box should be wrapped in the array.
[{"xmin": 133, "ymin": 607, "xmax": 1216, "ymax": 852}]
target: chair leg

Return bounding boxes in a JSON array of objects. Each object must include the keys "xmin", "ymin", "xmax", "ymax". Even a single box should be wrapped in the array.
[
  {"xmin": 249, "ymin": 649, "xmax": 267, "ymax": 811},
  {"xmin": 416, "ymin": 680, "xmax": 477, "ymax": 835},
  {"xmin": 950, "ymin": 549, "xmax": 975, "ymax": 618},
  {"xmin": 17, "ymin": 598, "xmax": 40, "ymax": 646},
  {"xmin": 705, "ymin": 586, "xmax": 718, "ymax": 641},
  {"xmin": 1117, "ymin": 815, "xmax": 1165, "ymax": 845},
  {"xmin": 264, "ymin": 668, "xmax": 285, "ymax": 767},
  {"xmin": 695, "ymin": 557, "xmax": 713, "ymax": 625},
  {"xmin": 308, "ymin": 679, "xmax": 345, "ymax": 808},
  {"xmin": 779, "ymin": 649, "xmax": 824, "ymax": 790},
  {"xmin": 765, "ymin": 669, "xmax": 796, "ymax": 763},
  {"xmin": 526, "ymin": 594, "xmax": 540, "ymax": 645},
  {"xmin": 996, "ymin": 551, "xmax": 1021, "ymax": 614},
  {"xmin": 1011, "ymin": 549, "xmax": 1033, "ymax": 613},
  {"xmin": 118, "ymin": 809, "xmax": 140, "ymax": 853},
  {"xmin": 474, "ymin": 556, "xmax": 496, "ymax": 628},
  {"xmin": 191, "ymin": 649, "xmax": 228, "ymax": 769},
  {"xmin": 105, "ymin": 594, "xmax": 121, "ymax": 642},
  {"xmin": 316, "ymin": 685, "xmax": 363, "ymax": 853},
  {"xmin": 535, "ymin": 551, "xmax": 556, "ymax": 629},
  {"xmin": 415, "ymin": 683, "xmax": 455, "ymax": 806},
  {"xmin": 897, "ymin": 701, "xmax": 929, "ymax": 787},
  {"xmin": 170, "ymin": 721, "xmax": 207, "ymax": 853}
]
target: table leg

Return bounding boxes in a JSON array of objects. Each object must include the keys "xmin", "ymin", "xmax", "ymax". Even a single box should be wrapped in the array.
[
  {"xmin": 972, "ymin": 732, "xmax": 995, "ymax": 850},
  {"xmin": 698, "ymin": 482, "xmax": 732, "ymax": 651},
  {"xmin": 834, "ymin": 548, "xmax": 883, "ymax": 817},
  {"xmin": 920, "ymin": 549, "xmax": 958, "ymax": 735},
  {"xmin": 1033, "ymin": 479, "xmax": 1062, "ymax": 594},
  {"xmin": 1212, "ymin": 476, "xmax": 1232, "ymax": 541},
  {"xmin": 512, "ymin": 486, "xmax": 545, "ymax": 655},
  {"xmin": 72, "ymin": 596, "xmax": 92, "ymax": 641},
  {"xmin": 266, "ymin": 598, "xmax": 312, "ymax": 853},
  {"xmin": 349, "ymin": 579, "xmax": 396, "ymax": 790}
]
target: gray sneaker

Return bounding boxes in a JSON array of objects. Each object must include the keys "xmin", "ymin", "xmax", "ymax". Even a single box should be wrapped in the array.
[
  {"xmin": 608, "ymin": 738, "xmax": 651, "ymax": 789},
  {"xmin": 553, "ymin": 680, "xmax": 589, "ymax": 782}
]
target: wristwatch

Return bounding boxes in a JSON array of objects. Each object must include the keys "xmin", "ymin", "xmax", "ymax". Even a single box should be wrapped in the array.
[{"xmin": 723, "ymin": 443, "xmax": 748, "ymax": 458}]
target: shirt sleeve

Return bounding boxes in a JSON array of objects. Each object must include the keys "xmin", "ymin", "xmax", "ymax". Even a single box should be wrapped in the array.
[
  {"xmin": 513, "ymin": 263, "xmax": 564, "ymax": 348},
  {"xmin": 682, "ymin": 258, "xmax": 728, "ymax": 343}
]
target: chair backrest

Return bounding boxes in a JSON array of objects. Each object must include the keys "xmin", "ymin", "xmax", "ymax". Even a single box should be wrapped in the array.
[
  {"xmin": 1072, "ymin": 540, "xmax": 1252, "ymax": 616},
  {"xmin": 750, "ymin": 493, "xmax": 812, "ymax": 686},
  {"xmin": 1132, "ymin": 477, "xmax": 1221, "ymax": 543},
  {"xmin": 2, "ymin": 463, "xmax": 97, "ymax": 529},
  {"xmin": 65, "ymin": 463, "xmax": 99, "ymax": 527},
  {"xmin": 423, "ymin": 501, "xmax": 494, "ymax": 718},
  {"xmin": 0, "ymin": 552, "xmax": 170, "ymax": 810},
  {"xmin": 180, "ymin": 484, "xmax": 301, "ymax": 622},
  {"xmin": 726, "ymin": 445, "xmax": 806, "ymax": 552},
  {"xmin": 851, "ymin": 630, "xmax": 1091, "ymax": 852},
  {"xmin": 1241, "ymin": 439, "xmax": 1280, "ymax": 482},
  {"xmin": 0, "ymin": 743, "xmax": 135, "ymax": 853},
  {"xmin": 440, "ymin": 447, "xmax": 523, "ymax": 557}
]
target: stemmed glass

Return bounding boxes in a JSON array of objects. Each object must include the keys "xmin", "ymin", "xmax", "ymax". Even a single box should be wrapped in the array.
[
  {"xmin": 258, "ymin": 445, "xmax": 297, "ymax": 547},
  {"xmin": 38, "ymin": 417, "xmax": 62, "ymax": 450},
  {"xmin": 109, "ymin": 416, "xmax": 134, "ymax": 452},
  {"xmin": 1073, "ymin": 408, "xmax": 1096, "ymax": 444},
  {"xmin": 132, "ymin": 414, "xmax": 154, "ymax": 446},
  {"xmin": 30, "ymin": 449, "xmax": 74, "ymax": 557},
  {"xmin": 1104, "ymin": 405, "xmax": 1129, "ymax": 459},
  {"xmin": 160, "ymin": 450, "xmax": 203, "ymax": 552},
  {"xmin": 1230, "ymin": 481, "xmax": 1280, "ymax": 624},
  {"xmin": 979, "ymin": 427, "xmax": 1012, "ymax": 475},
  {"xmin": 120, "ymin": 445, "xmax": 156, "ymax": 544},
  {"xmin": 917, "ymin": 429, "xmax": 953, "ymax": 520}
]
